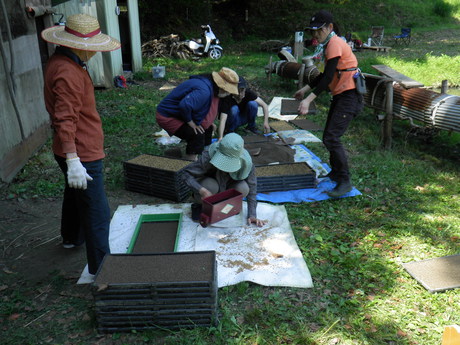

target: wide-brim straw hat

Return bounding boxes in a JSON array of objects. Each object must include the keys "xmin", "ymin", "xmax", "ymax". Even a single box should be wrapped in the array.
[
  {"xmin": 41, "ymin": 13, "xmax": 121, "ymax": 52},
  {"xmin": 212, "ymin": 67, "xmax": 239, "ymax": 95}
]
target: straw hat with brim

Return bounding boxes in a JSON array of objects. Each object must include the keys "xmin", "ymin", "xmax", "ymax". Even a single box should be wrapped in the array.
[
  {"xmin": 41, "ymin": 13, "xmax": 121, "ymax": 52},
  {"xmin": 209, "ymin": 133, "xmax": 252, "ymax": 177},
  {"xmin": 212, "ymin": 67, "xmax": 239, "ymax": 95}
]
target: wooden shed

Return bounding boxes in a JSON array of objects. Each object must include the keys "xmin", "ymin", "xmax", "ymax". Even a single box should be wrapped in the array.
[{"xmin": 0, "ymin": 0, "xmax": 142, "ymax": 183}]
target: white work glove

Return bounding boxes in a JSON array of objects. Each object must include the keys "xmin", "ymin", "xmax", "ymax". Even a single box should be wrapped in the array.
[{"xmin": 66, "ymin": 157, "xmax": 93, "ymax": 190}]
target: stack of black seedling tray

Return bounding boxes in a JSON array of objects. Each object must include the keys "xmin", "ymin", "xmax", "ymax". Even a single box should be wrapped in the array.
[
  {"xmin": 256, "ymin": 162, "xmax": 316, "ymax": 192},
  {"xmin": 123, "ymin": 154, "xmax": 191, "ymax": 201},
  {"xmin": 93, "ymin": 252, "xmax": 218, "ymax": 333}
]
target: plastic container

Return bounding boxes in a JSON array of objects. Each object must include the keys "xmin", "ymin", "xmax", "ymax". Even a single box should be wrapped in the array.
[
  {"xmin": 295, "ymin": 31, "xmax": 304, "ymax": 42},
  {"xmin": 281, "ymin": 46, "xmax": 292, "ymax": 54},
  {"xmin": 127, "ymin": 213, "xmax": 183, "ymax": 254},
  {"xmin": 199, "ymin": 189, "xmax": 243, "ymax": 227},
  {"xmin": 152, "ymin": 65, "xmax": 165, "ymax": 78}
]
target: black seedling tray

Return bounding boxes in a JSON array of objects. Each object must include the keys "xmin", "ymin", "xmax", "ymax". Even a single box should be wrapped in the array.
[
  {"xmin": 255, "ymin": 162, "xmax": 316, "ymax": 192},
  {"xmin": 93, "ymin": 252, "xmax": 218, "ymax": 333},
  {"xmin": 123, "ymin": 154, "xmax": 191, "ymax": 201}
]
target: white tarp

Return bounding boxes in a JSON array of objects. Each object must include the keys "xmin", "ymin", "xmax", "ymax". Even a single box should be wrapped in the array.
[{"xmin": 78, "ymin": 202, "xmax": 313, "ymax": 289}]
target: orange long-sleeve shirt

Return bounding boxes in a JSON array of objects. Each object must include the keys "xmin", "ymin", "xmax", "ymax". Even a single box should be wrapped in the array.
[{"xmin": 44, "ymin": 53, "xmax": 105, "ymax": 162}]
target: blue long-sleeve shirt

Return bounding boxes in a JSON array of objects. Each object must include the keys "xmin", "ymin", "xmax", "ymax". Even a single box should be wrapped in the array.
[{"xmin": 156, "ymin": 75, "xmax": 215, "ymax": 125}]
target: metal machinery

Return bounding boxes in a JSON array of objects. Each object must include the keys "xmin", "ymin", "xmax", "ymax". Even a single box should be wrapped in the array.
[{"xmin": 265, "ymin": 56, "xmax": 460, "ymax": 148}]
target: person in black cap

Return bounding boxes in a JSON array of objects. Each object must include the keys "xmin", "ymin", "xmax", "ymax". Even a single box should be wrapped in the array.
[
  {"xmin": 217, "ymin": 76, "xmax": 270, "ymax": 140},
  {"xmin": 294, "ymin": 9, "xmax": 363, "ymax": 198}
]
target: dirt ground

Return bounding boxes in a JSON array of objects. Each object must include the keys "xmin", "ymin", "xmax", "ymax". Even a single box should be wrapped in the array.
[{"xmin": 0, "ymin": 189, "xmax": 159, "ymax": 283}]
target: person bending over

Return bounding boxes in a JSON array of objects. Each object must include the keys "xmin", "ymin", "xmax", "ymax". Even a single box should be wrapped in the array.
[{"xmin": 156, "ymin": 67, "xmax": 239, "ymax": 161}]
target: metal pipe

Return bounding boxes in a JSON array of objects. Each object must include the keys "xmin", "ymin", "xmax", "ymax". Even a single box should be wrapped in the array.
[{"xmin": 266, "ymin": 60, "xmax": 320, "ymax": 88}]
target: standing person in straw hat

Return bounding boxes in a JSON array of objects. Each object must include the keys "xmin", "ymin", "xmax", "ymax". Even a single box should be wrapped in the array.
[
  {"xmin": 294, "ymin": 10, "xmax": 363, "ymax": 198},
  {"xmin": 156, "ymin": 67, "xmax": 239, "ymax": 161},
  {"xmin": 41, "ymin": 14, "xmax": 121, "ymax": 280},
  {"xmin": 182, "ymin": 133, "xmax": 267, "ymax": 227}
]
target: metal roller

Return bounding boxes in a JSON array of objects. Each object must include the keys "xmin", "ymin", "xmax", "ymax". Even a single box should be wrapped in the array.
[
  {"xmin": 365, "ymin": 76, "xmax": 460, "ymax": 133},
  {"xmin": 265, "ymin": 60, "xmax": 320, "ymax": 87}
]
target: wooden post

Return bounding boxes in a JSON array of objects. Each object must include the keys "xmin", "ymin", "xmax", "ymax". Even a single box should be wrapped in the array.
[
  {"xmin": 293, "ymin": 32, "xmax": 304, "ymax": 61},
  {"xmin": 267, "ymin": 56, "xmax": 272, "ymax": 82},
  {"xmin": 441, "ymin": 80, "xmax": 448, "ymax": 94},
  {"xmin": 383, "ymin": 81, "xmax": 393, "ymax": 149}
]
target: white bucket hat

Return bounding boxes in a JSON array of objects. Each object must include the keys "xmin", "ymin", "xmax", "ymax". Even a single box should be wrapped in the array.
[
  {"xmin": 41, "ymin": 13, "xmax": 121, "ymax": 52},
  {"xmin": 209, "ymin": 133, "xmax": 253, "ymax": 180}
]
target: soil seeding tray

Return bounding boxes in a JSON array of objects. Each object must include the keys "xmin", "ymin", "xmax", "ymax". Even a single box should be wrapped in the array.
[
  {"xmin": 243, "ymin": 135, "xmax": 270, "ymax": 144},
  {"xmin": 127, "ymin": 213, "xmax": 182, "ymax": 254},
  {"xmin": 93, "ymin": 251, "xmax": 218, "ymax": 333},
  {"xmin": 269, "ymin": 121, "xmax": 296, "ymax": 132},
  {"xmin": 280, "ymin": 99, "xmax": 316, "ymax": 115},
  {"xmin": 123, "ymin": 154, "xmax": 191, "ymax": 201},
  {"xmin": 289, "ymin": 118, "xmax": 323, "ymax": 131},
  {"xmin": 255, "ymin": 162, "xmax": 316, "ymax": 192}
]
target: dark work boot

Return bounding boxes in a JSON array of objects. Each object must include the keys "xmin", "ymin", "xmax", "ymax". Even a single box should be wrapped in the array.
[
  {"xmin": 191, "ymin": 203, "xmax": 202, "ymax": 221},
  {"xmin": 318, "ymin": 171, "xmax": 339, "ymax": 182},
  {"xmin": 327, "ymin": 180, "xmax": 353, "ymax": 198}
]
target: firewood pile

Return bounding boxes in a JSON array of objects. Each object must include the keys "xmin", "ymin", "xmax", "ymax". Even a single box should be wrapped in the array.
[{"xmin": 141, "ymin": 34, "xmax": 193, "ymax": 60}]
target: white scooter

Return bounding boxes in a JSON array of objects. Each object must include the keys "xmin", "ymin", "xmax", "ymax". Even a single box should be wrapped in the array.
[{"xmin": 185, "ymin": 25, "xmax": 223, "ymax": 60}]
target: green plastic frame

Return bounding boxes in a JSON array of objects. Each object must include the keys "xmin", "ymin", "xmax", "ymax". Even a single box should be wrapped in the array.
[{"xmin": 126, "ymin": 213, "xmax": 183, "ymax": 253}]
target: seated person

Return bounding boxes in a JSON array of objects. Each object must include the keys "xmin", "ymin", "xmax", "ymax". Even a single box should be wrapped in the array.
[
  {"xmin": 182, "ymin": 133, "xmax": 267, "ymax": 227},
  {"xmin": 217, "ymin": 77, "xmax": 270, "ymax": 140}
]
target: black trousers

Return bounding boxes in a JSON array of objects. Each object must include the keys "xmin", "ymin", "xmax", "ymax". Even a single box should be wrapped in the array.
[
  {"xmin": 323, "ymin": 89, "xmax": 363, "ymax": 183},
  {"xmin": 174, "ymin": 123, "xmax": 213, "ymax": 154},
  {"xmin": 55, "ymin": 155, "xmax": 111, "ymax": 275}
]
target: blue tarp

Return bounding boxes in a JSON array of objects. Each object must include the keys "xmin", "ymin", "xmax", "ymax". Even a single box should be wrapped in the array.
[{"xmin": 256, "ymin": 144, "xmax": 361, "ymax": 203}]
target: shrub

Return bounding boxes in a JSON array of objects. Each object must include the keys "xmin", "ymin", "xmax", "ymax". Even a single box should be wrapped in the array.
[{"xmin": 433, "ymin": 0, "xmax": 453, "ymax": 17}]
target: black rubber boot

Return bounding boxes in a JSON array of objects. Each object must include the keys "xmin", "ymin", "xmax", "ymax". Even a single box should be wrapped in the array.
[
  {"xmin": 327, "ymin": 181, "xmax": 352, "ymax": 198},
  {"xmin": 318, "ymin": 171, "xmax": 339, "ymax": 182}
]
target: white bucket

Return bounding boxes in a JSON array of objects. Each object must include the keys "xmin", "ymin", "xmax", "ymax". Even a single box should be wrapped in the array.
[{"xmin": 152, "ymin": 65, "xmax": 165, "ymax": 78}]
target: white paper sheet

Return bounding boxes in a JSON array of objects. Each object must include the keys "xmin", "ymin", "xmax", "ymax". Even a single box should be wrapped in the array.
[{"xmin": 258, "ymin": 96, "xmax": 299, "ymax": 121}]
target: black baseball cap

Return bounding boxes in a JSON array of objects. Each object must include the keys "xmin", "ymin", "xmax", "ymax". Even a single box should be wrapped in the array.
[
  {"xmin": 238, "ymin": 76, "xmax": 247, "ymax": 89},
  {"xmin": 305, "ymin": 10, "xmax": 333, "ymax": 30}
]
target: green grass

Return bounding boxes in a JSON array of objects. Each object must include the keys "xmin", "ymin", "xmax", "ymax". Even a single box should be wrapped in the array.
[{"xmin": 1, "ymin": 26, "xmax": 460, "ymax": 345}]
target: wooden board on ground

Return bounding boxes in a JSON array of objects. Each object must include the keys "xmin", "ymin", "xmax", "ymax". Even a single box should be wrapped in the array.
[
  {"xmin": 280, "ymin": 99, "xmax": 316, "ymax": 115},
  {"xmin": 372, "ymin": 64, "xmax": 424, "ymax": 88},
  {"xmin": 289, "ymin": 119, "xmax": 323, "ymax": 131}
]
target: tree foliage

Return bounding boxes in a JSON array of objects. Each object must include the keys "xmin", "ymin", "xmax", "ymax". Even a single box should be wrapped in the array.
[{"xmin": 137, "ymin": 0, "xmax": 459, "ymax": 42}]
